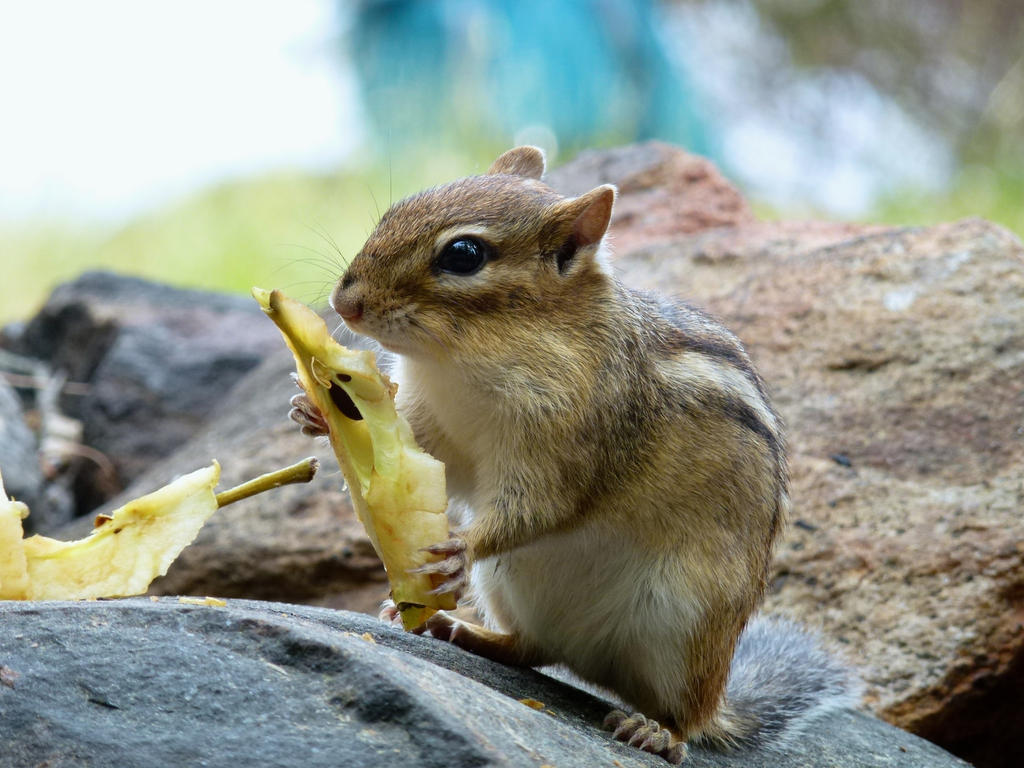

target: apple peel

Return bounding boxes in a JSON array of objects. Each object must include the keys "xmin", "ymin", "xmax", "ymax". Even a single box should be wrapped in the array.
[
  {"xmin": 252, "ymin": 287, "xmax": 454, "ymax": 629},
  {"xmin": 0, "ymin": 457, "xmax": 318, "ymax": 601},
  {"xmin": 1, "ymin": 463, "xmax": 219, "ymax": 600}
]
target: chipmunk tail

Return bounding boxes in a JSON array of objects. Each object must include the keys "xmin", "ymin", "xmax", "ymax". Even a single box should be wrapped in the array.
[{"xmin": 695, "ymin": 615, "xmax": 862, "ymax": 751}]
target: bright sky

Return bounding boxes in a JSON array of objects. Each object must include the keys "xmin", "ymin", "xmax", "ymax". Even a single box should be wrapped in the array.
[{"xmin": 0, "ymin": 1, "xmax": 358, "ymax": 223}]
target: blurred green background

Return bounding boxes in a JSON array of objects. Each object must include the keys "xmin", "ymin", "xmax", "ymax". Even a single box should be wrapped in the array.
[{"xmin": 2, "ymin": 0, "xmax": 1022, "ymax": 325}]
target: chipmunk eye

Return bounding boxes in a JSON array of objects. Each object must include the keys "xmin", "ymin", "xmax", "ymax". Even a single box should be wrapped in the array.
[{"xmin": 436, "ymin": 237, "xmax": 488, "ymax": 275}]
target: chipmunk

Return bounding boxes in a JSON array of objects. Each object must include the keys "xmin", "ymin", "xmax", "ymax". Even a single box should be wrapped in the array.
[{"xmin": 291, "ymin": 147, "xmax": 857, "ymax": 763}]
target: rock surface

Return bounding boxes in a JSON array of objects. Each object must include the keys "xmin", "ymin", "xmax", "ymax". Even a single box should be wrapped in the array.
[
  {"xmin": 6, "ymin": 271, "xmax": 283, "ymax": 517},
  {"xmin": 0, "ymin": 599, "xmax": 970, "ymax": 768}
]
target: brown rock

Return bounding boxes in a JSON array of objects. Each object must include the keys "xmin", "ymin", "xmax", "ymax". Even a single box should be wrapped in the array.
[
  {"xmin": 604, "ymin": 167, "xmax": 1023, "ymax": 768},
  {"xmin": 545, "ymin": 141, "xmax": 755, "ymax": 253}
]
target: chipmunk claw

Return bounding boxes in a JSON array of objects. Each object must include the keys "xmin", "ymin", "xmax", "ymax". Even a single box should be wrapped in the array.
[
  {"xmin": 289, "ymin": 379, "xmax": 329, "ymax": 437},
  {"xmin": 421, "ymin": 537, "xmax": 467, "ymax": 557},
  {"xmin": 411, "ymin": 536, "xmax": 468, "ymax": 602},
  {"xmin": 604, "ymin": 710, "xmax": 688, "ymax": 764}
]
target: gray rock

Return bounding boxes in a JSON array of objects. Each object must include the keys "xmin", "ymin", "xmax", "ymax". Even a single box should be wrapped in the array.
[
  {"xmin": 11, "ymin": 271, "xmax": 282, "ymax": 511},
  {"xmin": 0, "ymin": 376, "xmax": 41, "ymax": 513},
  {"xmin": 0, "ymin": 599, "xmax": 970, "ymax": 768}
]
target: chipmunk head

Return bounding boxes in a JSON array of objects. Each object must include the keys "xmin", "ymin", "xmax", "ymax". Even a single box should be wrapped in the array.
[{"xmin": 331, "ymin": 146, "xmax": 616, "ymax": 359}]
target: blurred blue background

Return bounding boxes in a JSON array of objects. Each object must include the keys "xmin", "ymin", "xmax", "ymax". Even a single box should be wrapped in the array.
[{"xmin": 348, "ymin": 0, "xmax": 712, "ymax": 159}]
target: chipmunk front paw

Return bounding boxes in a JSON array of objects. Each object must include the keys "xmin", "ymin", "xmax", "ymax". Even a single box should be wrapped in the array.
[
  {"xmin": 603, "ymin": 710, "xmax": 688, "ymax": 765},
  {"xmin": 411, "ymin": 536, "xmax": 468, "ymax": 603},
  {"xmin": 289, "ymin": 373, "xmax": 329, "ymax": 436}
]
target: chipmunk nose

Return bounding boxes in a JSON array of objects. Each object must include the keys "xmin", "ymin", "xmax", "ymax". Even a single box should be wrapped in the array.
[{"xmin": 330, "ymin": 280, "xmax": 364, "ymax": 322}]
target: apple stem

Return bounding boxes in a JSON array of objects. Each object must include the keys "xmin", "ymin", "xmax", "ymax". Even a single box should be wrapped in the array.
[{"xmin": 215, "ymin": 457, "xmax": 319, "ymax": 508}]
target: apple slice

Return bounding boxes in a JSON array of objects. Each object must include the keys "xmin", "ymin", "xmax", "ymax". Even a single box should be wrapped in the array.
[
  {"xmin": 21, "ymin": 463, "xmax": 221, "ymax": 600},
  {"xmin": 253, "ymin": 287, "xmax": 454, "ymax": 629},
  {"xmin": 0, "ymin": 457, "xmax": 318, "ymax": 601}
]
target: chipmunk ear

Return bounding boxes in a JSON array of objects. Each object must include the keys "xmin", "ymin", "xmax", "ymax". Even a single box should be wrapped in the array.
[
  {"xmin": 546, "ymin": 184, "xmax": 616, "ymax": 274},
  {"xmin": 488, "ymin": 146, "xmax": 546, "ymax": 179},
  {"xmin": 570, "ymin": 185, "xmax": 615, "ymax": 248}
]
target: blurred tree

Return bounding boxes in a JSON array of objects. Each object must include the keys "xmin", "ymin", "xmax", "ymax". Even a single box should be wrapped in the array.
[
  {"xmin": 345, "ymin": 0, "xmax": 711, "ymax": 161},
  {"xmin": 745, "ymin": 0, "xmax": 1024, "ymax": 165}
]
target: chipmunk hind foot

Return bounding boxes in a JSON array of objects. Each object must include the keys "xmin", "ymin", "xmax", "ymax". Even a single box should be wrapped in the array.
[{"xmin": 603, "ymin": 710, "xmax": 688, "ymax": 764}]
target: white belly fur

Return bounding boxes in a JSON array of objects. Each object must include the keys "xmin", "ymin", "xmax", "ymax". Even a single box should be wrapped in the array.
[{"xmin": 472, "ymin": 517, "xmax": 701, "ymax": 713}]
